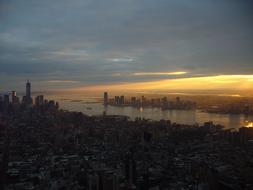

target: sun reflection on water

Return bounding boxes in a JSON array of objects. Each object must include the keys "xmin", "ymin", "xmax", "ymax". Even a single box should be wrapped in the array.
[{"xmin": 244, "ymin": 120, "xmax": 253, "ymax": 128}]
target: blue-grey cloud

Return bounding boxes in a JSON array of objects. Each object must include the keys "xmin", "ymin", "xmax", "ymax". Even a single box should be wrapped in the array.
[{"xmin": 0, "ymin": 0, "xmax": 253, "ymax": 90}]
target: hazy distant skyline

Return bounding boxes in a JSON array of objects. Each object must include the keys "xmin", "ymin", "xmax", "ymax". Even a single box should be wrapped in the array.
[{"xmin": 1, "ymin": 0, "xmax": 253, "ymax": 93}]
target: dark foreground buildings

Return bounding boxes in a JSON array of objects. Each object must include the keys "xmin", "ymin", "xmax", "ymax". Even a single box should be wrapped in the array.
[{"xmin": 0, "ymin": 83, "xmax": 253, "ymax": 190}]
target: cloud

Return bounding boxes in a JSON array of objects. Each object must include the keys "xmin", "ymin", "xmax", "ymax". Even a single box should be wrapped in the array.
[
  {"xmin": 47, "ymin": 80, "xmax": 80, "ymax": 84},
  {"xmin": 0, "ymin": 0, "xmax": 253, "ymax": 90},
  {"xmin": 133, "ymin": 72, "xmax": 188, "ymax": 76},
  {"xmin": 108, "ymin": 58, "xmax": 134, "ymax": 62},
  {"xmin": 73, "ymin": 75, "xmax": 253, "ymax": 94}
]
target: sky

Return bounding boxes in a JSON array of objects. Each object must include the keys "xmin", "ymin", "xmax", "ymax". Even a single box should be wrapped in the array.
[{"xmin": 0, "ymin": 0, "xmax": 253, "ymax": 94}]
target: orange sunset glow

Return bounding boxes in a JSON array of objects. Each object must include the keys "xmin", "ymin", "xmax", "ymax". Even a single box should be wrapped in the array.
[
  {"xmin": 1, "ymin": 1, "xmax": 253, "ymax": 189},
  {"xmin": 72, "ymin": 75, "xmax": 253, "ymax": 94}
]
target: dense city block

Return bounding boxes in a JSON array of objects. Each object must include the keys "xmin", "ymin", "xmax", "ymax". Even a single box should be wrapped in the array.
[{"xmin": 1, "ymin": 82, "xmax": 253, "ymax": 190}]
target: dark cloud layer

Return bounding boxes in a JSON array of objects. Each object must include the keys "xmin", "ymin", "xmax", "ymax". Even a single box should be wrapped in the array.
[{"xmin": 0, "ymin": 0, "xmax": 253, "ymax": 90}]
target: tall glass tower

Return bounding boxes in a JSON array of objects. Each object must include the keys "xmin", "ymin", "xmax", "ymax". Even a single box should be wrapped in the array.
[{"xmin": 26, "ymin": 80, "xmax": 31, "ymax": 99}]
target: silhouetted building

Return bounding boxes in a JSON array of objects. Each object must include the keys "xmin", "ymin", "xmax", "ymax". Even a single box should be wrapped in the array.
[
  {"xmin": 141, "ymin": 96, "xmax": 146, "ymax": 106},
  {"xmin": 24, "ymin": 80, "xmax": 33, "ymax": 105},
  {"xmin": 119, "ymin": 96, "xmax": 125, "ymax": 105},
  {"xmin": 11, "ymin": 90, "xmax": 16, "ymax": 98},
  {"xmin": 48, "ymin": 100, "xmax": 55, "ymax": 108},
  {"xmin": 131, "ymin": 97, "xmax": 137, "ymax": 105},
  {"xmin": 35, "ymin": 95, "xmax": 44, "ymax": 106},
  {"xmin": 26, "ymin": 80, "xmax": 31, "ymax": 98},
  {"xmin": 104, "ymin": 92, "xmax": 108, "ymax": 106},
  {"xmin": 115, "ymin": 96, "xmax": 120, "ymax": 105},
  {"xmin": 11, "ymin": 91, "xmax": 19, "ymax": 105},
  {"xmin": 55, "ymin": 102, "xmax": 59, "ymax": 109},
  {"xmin": 114, "ymin": 95, "xmax": 125, "ymax": 105},
  {"xmin": 22, "ymin": 96, "xmax": 26, "ymax": 104}
]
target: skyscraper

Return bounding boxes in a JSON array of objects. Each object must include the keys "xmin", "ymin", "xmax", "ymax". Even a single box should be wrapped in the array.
[
  {"xmin": 11, "ymin": 91, "xmax": 16, "ymax": 98},
  {"xmin": 119, "ymin": 96, "xmax": 125, "ymax": 105},
  {"xmin": 26, "ymin": 80, "xmax": 31, "ymax": 99},
  {"xmin": 11, "ymin": 91, "xmax": 19, "ymax": 105},
  {"xmin": 24, "ymin": 80, "xmax": 32, "ymax": 105},
  {"xmin": 104, "ymin": 92, "xmax": 108, "ymax": 106},
  {"xmin": 35, "ymin": 95, "xmax": 44, "ymax": 106}
]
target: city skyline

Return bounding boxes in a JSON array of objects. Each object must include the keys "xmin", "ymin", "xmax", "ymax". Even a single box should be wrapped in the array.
[
  {"xmin": 1, "ymin": 0, "xmax": 253, "ymax": 93},
  {"xmin": 1, "ymin": 2, "xmax": 253, "ymax": 188}
]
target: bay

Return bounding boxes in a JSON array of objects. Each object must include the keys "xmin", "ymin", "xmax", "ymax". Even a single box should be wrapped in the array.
[{"xmin": 46, "ymin": 93, "xmax": 253, "ymax": 130}]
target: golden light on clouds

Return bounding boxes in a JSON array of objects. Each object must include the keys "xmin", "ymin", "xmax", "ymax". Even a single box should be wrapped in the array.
[
  {"xmin": 73, "ymin": 75, "xmax": 253, "ymax": 94},
  {"xmin": 47, "ymin": 80, "xmax": 80, "ymax": 84},
  {"xmin": 133, "ymin": 71, "xmax": 188, "ymax": 76}
]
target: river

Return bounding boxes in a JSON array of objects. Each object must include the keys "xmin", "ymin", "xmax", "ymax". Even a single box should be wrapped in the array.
[{"xmin": 45, "ymin": 93, "xmax": 253, "ymax": 130}]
